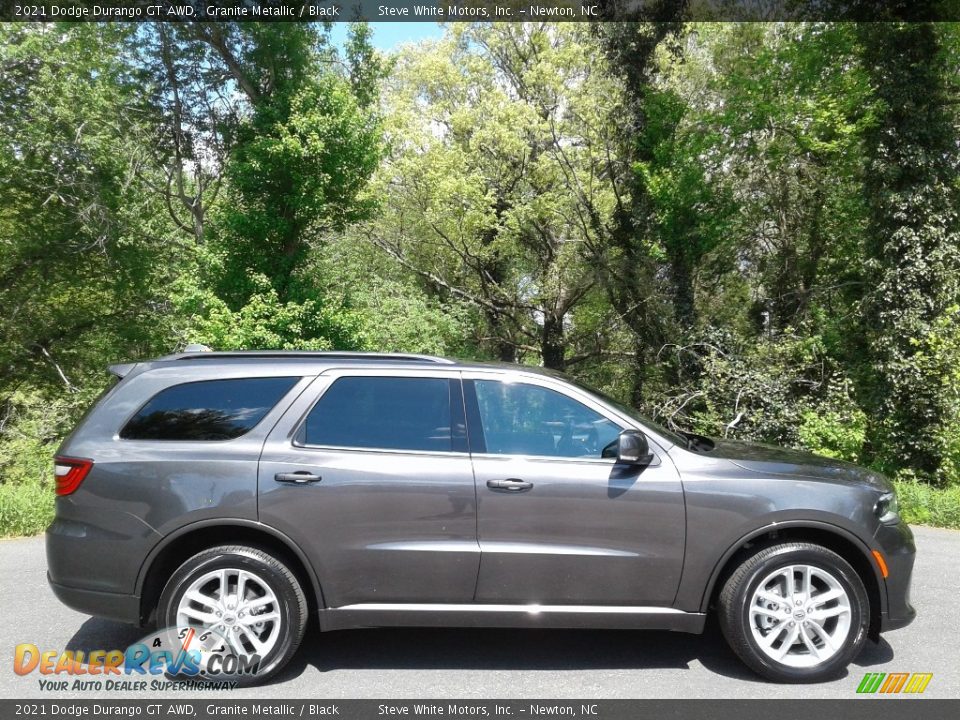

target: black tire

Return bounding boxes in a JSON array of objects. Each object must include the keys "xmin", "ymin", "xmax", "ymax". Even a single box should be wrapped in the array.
[
  {"xmin": 158, "ymin": 545, "xmax": 308, "ymax": 685},
  {"xmin": 718, "ymin": 542, "xmax": 870, "ymax": 683}
]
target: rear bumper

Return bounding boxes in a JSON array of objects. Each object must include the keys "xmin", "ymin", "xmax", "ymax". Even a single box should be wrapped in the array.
[
  {"xmin": 875, "ymin": 519, "xmax": 916, "ymax": 633},
  {"xmin": 47, "ymin": 574, "xmax": 142, "ymax": 626}
]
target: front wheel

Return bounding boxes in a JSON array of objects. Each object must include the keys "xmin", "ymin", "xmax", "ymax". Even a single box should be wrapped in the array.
[
  {"xmin": 718, "ymin": 542, "xmax": 870, "ymax": 683},
  {"xmin": 157, "ymin": 545, "xmax": 308, "ymax": 685}
]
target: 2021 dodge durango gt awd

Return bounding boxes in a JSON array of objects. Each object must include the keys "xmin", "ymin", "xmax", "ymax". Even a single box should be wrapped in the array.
[{"xmin": 46, "ymin": 350, "xmax": 916, "ymax": 684}]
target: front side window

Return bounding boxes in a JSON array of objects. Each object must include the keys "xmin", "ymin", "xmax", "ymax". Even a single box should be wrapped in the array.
[
  {"xmin": 121, "ymin": 377, "xmax": 299, "ymax": 441},
  {"xmin": 301, "ymin": 377, "xmax": 454, "ymax": 452},
  {"xmin": 473, "ymin": 380, "xmax": 621, "ymax": 458}
]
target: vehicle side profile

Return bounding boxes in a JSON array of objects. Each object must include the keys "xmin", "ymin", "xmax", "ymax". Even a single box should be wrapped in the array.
[{"xmin": 47, "ymin": 350, "xmax": 915, "ymax": 683}]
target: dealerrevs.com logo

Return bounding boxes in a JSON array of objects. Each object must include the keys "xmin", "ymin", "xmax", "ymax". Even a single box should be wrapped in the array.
[
  {"xmin": 14, "ymin": 627, "xmax": 260, "ymax": 691},
  {"xmin": 857, "ymin": 672, "xmax": 933, "ymax": 694}
]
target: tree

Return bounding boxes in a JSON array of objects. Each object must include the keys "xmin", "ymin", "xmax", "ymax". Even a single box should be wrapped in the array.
[
  {"xmin": 364, "ymin": 24, "xmax": 625, "ymax": 369},
  {"xmin": 183, "ymin": 24, "xmax": 384, "ymax": 310},
  {"xmin": 856, "ymin": 22, "xmax": 960, "ymax": 480},
  {"xmin": 0, "ymin": 24, "xmax": 180, "ymax": 396},
  {"xmin": 592, "ymin": 1, "xmax": 690, "ymax": 402}
]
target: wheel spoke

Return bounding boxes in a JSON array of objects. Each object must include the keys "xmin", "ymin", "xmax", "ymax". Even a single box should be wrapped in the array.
[
  {"xmin": 807, "ymin": 620, "xmax": 837, "ymax": 653},
  {"xmin": 244, "ymin": 611, "xmax": 280, "ymax": 625},
  {"xmin": 779, "ymin": 567, "xmax": 795, "ymax": 597},
  {"xmin": 759, "ymin": 625, "xmax": 787, "ymax": 650},
  {"xmin": 808, "ymin": 605, "xmax": 849, "ymax": 621},
  {"xmin": 756, "ymin": 590, "xmax": 787, "ymax": 606},
  {"xmin": 240, "ymin": 627, "xmax": 267, "ymax": 655},
  {"xmin": 185, "ymin": 590, "xmax": 218, "ymax": 610},
  {"xmin": 802, "ymin": 566, "xmax": 813, "ymax": 598},
  {"xmin": 811, "ymin": 588, "xmax": 844, "ymax": 606},
  {"xmin": 244, "ymin": 596, "xmax": 276, "ymax": 613},
  {"xmin": 774, "ymin": 624, "xmax": 800, "ymax": 660},
  {"xmin": 179, "ymin": 606, "xmax": 218, "ymax": 625},
  {"xmin": 799, "ymin": 624, "xmax": 822, "ymax": 659},
  {"xmin": 237, "ymin": 571, "xmax": 247, "ymax": 603},
  {"xmin": 751, "ymin": 605, "xmax": 783, "ymax": 620}
]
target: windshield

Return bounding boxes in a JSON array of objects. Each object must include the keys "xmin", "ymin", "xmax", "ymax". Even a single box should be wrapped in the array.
[{"xmin": 566, "ymin": 378, "xmax": 688, "ymax": 448}]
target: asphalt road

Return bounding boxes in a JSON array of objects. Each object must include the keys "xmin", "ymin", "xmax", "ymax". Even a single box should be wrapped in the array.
[{"xmin": 2, "ymin": 526, "xmax": 957, "ymax": 700}]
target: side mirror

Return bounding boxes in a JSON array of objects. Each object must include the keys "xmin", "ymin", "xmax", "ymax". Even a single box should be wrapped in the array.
[{"xmin": 617, "ymin": 429, "xmax": 653, "ymax": 465}]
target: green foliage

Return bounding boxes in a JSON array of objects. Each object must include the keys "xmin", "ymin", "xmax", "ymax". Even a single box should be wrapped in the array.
[
  {"xmin": 0, "ymin": 481, "xmax": 54, "ymax": 538},
  {"xmin": 0, "ymin": 25, "xmax": 182, "ymax": 393},
  {"xmin": 175, "ymin": 275, "xmax": 364, "ymax": 351},
  {"xmin": 210, "ymin": 25, "xmax": 382, "ymax": 308},
  {"xmin": 797, "ymin": 401, "xmax": 868, "ymax": 464},
  {"xmin": 0, "ymin": 389, "xmax": 100, "ymax": 538},
  {"xmin": 894, "ymin": 477, "xmax": 960, "ymax": 530},
  {"xmin": 856, "ymin": 23, "xmax": 960, "ymax": 481},
  {"xmin": 3, "ymin": 21, "xmax": 960, "ymax": 536}
]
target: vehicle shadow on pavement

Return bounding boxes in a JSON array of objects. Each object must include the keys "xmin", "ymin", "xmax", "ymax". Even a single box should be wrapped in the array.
[
  {"xmin": 63, "ymin": 617, "xmax": 895, "ymax": 687},
  {"xmin": 267, "ymin": 620, "xmax": 896, "ymax": 687},
  {"xmin": 66, "ymin": 618, "xmax": 146, "ymax": 654}
]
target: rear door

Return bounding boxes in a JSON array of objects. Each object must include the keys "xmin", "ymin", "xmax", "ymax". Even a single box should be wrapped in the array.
[
  {"xmin": 258, "ymin": 369, "xmax": 479, "ymax": 608},
  {"xmin": 465, "ymin": 373, "xmax": 686, "ymax": 607}
]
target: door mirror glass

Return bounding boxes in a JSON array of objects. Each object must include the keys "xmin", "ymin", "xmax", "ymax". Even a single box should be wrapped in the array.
[{"xmin": 617, "ymin": 429, "xmax": 653, "ymax": 465}]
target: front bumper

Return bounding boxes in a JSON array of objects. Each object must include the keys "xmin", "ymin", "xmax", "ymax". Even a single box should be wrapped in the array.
[{"xmin": 875, "ymin": 519, "xmax": 916, "ymax": 632}]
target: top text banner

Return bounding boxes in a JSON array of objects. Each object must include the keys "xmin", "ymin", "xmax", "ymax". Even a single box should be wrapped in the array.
[{"xmin": 2, "ymin": 0, "xmax": 959, "ymax": 22}]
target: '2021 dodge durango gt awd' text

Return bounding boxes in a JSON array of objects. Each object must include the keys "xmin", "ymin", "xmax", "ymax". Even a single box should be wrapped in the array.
[{"xmin": 47, "ymin": 350, "xmax": 915, "ymax": 683}]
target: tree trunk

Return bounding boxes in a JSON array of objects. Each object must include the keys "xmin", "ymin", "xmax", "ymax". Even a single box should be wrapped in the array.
[{"xmin": 541, "ymin": 313, "xmax": 566, "ymax": 371}]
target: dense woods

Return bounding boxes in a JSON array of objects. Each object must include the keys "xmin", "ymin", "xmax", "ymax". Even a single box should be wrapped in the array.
[{"xmin": 2, "ymin": 21, "xmax": 959, "ymax": 533}]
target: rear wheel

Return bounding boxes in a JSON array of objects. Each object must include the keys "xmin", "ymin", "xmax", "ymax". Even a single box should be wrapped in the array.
[
  {"xmin": 718, "ymin": 542, "xmax": 870, "ymax": 682},
  {"xmin": 158, "ymin": 545, "xmax": 307, "ymax": 684}
]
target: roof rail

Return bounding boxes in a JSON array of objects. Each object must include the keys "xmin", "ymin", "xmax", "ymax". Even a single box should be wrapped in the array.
[{"xmin": 158, "ymin": 350, "xmax": 455, "ymax": 364}]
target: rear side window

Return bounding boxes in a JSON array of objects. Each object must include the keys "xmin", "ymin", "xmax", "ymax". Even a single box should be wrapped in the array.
[
  {"xmin": 121, "ymin": 377, "xmax": 299, "ymax": 441},
  {"xmin": 301, "ymin": 377, "xmax": 453, "ymax": 452}
]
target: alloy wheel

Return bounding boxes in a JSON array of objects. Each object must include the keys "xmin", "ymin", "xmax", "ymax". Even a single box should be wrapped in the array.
[{"xmin": 748, "ymin": 564, "xmax": 852, "ymax": 668}]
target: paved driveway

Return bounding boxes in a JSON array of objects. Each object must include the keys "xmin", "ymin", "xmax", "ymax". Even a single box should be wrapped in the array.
[{"xmin": 2, "ymin": 526, "xmax": 956, "ymax": 699}]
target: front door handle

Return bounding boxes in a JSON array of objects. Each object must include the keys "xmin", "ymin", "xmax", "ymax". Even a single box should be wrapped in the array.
[
  {"xmin": 486, "ymin": 478, "xmax": 533, "ymax": 492},
  {"xmin": 275, "ymin": 471, "xmax": 322, "ymax": 485}
]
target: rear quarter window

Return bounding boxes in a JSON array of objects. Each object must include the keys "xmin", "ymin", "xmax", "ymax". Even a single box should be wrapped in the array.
[{"xmin": 120, "ymin": 377, "xmax": 299, "ymax": 441}]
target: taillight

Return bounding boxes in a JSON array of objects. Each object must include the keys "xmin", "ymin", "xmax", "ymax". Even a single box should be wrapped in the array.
[{"xmin": 54, "ymin": 456, "xmax": 93, "ymax": 496}]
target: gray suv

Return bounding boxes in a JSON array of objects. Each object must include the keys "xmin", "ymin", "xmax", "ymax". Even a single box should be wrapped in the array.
[{"xmin": 47, "ymin": 350, "xmax": 915, "ymax": 683}]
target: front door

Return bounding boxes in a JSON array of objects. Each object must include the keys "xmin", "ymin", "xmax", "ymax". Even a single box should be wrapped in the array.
[
  {"xmin": 465, "ymin": 374, "xmax": 686, "ymax": 607},
  {"xmin": 258, "ymin": 370, "xmax": 479, "ymax": 608}
]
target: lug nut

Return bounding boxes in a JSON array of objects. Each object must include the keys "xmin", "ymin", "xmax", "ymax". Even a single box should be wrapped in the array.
[{"xmin": 795, "ymin": 599, "xmax": 802, "ymax": 606}]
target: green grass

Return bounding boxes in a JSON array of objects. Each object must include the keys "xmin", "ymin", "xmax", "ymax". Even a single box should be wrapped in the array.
[
  {"xmin": 0, "ymin": 479, "xmax": 54, "ymax": 538},
  {"xmin": 894, "ymin": 479, "xmax": 960, "ymax": 530}
]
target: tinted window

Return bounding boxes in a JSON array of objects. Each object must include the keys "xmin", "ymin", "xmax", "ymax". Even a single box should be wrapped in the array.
[
  {"xmin": 474, "ymin": 380, "xmax": 620, "ymax": 458},
  {"xmin": 302, "ymin": 377, "xmax": 453, "ymax": 452},
  {"xmin": 121, "ymin": 377, "xmax": 299, "ymax": 441}
]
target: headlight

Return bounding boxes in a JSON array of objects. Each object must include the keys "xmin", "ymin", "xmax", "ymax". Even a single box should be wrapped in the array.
[{"xmin": 875, "ymin": 491, "xmax": 900, "ymax": 523}]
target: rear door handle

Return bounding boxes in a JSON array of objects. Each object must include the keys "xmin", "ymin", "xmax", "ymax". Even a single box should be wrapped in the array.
[
  {"xmin": 275, "ymin": 471, "xmax": 322, "ymax": 484},
  {"xmin": 486, "ymin": 478, "xmax": 533, "ymax": 492}
]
